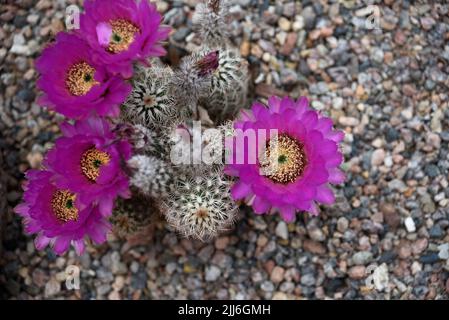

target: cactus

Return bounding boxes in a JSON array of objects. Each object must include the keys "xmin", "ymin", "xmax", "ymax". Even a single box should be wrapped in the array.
[{"xmin": 162, "ymin": 169, "xmax": 237, "ymax": 241}]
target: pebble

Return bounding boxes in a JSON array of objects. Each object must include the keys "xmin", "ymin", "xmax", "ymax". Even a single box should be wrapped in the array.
[
  {"xmin": 381, "ymin": 203, "xmax": 400, "ymax": 229},
  {"xmin": 205, "ymin": 266, "xmax": 221, "ymax": 282},
  {"xmin": 300, "ymin": 274, "xmax": 316, "ymax": 287},
  {"xmin": 404, "ymin": 217, "xmax": 416, "ymax": 233},
  {"xmin": 352, "ymin": 251, "xmax": 373, "ymax": 265},
  {"xmin": 438, "ymin": 244, "xmax": 449, "ymax": 260},
  {"xmin": 337, "ymin": 217, "xmax": 349, "ymax": 233},
  {"xmin": 419, "ymin": 253, "xmax": 440, "ymax": 264},
  {"xmin": 371, "ymin": 264, "xmax": 389, "ymax": 291},
  {"xmin": 308, "ymin": 226, "xmax": 325, "ymax": 242},
  {"xmin": 270, "ymin": 266, "xmax": 285, "ymax": 284},
  {"xmin": 339, "ymin": 116, "xmax": 359, "ymax": 127},
  {"xmin": 371, "ymin": 149, "xmax": 386, "ymax": 167},
  {"xmin": 278, "ymin": 17, "xmax": 291, "ymax": 32},
  {"xmin": 215, "ymin": 236, "xmax": 230, "ymax": 250},
  {"xmin": 303, "ymin": 240, "xmax": 326, "ymax": 255},
  {"xmin": 348, "ymin": 266, "xmax": 366, "ymax": 279},
  {"xmin": 275, "ymin": 221, "xmax": 288, "ymax": 240},
  {"xmin": 261, "ymin": 281, "xmax": 275, "ymax": 292},
  {"xmin": 429, "ymin": 225, "xmax": 444, "ymax": 239},
  {"xmin": 44, "ymin": 278, "xmax": 60, "ymax": 298}
]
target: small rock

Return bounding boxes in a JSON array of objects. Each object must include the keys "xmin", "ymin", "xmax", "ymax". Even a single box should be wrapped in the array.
[
  {"xmin": 429, "ymin": 225, "xmax": 444, "ymax": 239},
  {"xmin": 371, "ymin": 149, "xmax": 386, "ymax": 167},
  {"xmin": 419, "ymin": 253, "xmax": 440, "ymax": 264},
  {"xmin": 339, "ymin": 116, "xmax": 359, "ymax": 127},
  {"xmin": 270, "ymin": 266, "xmax": 285, "ymax": 284},
  {"xmin": 420, "ymin": 17, "xmax": 435, "ymax": 30},
  {"xmin": 348, "ymin": 266, "xmax": 366, "ymax": 279},
  {"xmin": 404, "ymin": 217, "xmax": 416, "ymax": 233},
  {"xmin": 300, "ymin": 274, "xmax": 315, "ymax": 287},
  {"xmin": 398, "ymin": 242, "xmax": 412, "ymax": 259},
  {"xmin": 337, "ymin": 217, "xmax": 349, "ymax": 233},
  {"xmin": 275, "ymin": 221, "xmax": 288, "ymax": 240},
  {"xmin": 412, "ymin": 238, "xmax": 428, "ymax": 255},
  {"xmin": 272, "ymin": 292, "xmax": 288, "ymax": 300},
  {"xmin": 215, "ymin": 236, "xmax": 230, "ymax": 250},
  {"xmin": 352, "ymin": 251, "xmax": 373, "ymax": 265},
  {"xmin": 280, "ymin": 32, "xmax": 297, "ymax": 56},
  {"xmin": 424, "ymin": 164, "xmax": 440, "ymax": 178},
  {"xmin": 205, "ymin": 265, "xmax": 221, "ymax": 282},
  {"xmin": 303, "ymin": 240, "xmax": 326, "ymax": 255},
  {"xmin": 308, "ymin": 226, "xmax": 325, "ymax": 242},
  {"xmin": 371, "ymin": 263, "xmax": 389, "ymax": 291},
  {"xmin": 301, "ymin": 6, "xmax": 316, "ymax": 30},
  {"xmin": 44, "ymin": 278, "xmax": 61, "ymax": 298},
  {"xmin": 261, "ymin": 280, "xmax": 275, "ymax": 292},
  {"xmin": 437, "ymin": 244, "xmax": 449, "ymax": 260},
  {"xmin": 380, "ymin": 203, "xmax": 400, "ymax": 229},
  {"xmin": 280, "ymin": 68, "xmax": 298, "ymax": 86},
  {"xmin": 278, "ymin": 17, "xmax": 291, "ymax": 31}
]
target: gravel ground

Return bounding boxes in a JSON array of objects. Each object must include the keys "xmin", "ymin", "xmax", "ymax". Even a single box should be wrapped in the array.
[{"xmin": 1, "ymin": 0, "xmax": 449, "ymax": 300}]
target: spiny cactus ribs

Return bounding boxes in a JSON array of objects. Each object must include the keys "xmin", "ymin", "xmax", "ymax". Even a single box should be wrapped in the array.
[
  {"xmin": 162, "ymin": 170, "xmax": 238, "ymax": 241},
  {"xmin": 118, "ymin": 0, "xmax": 248, "ymax": 240}
]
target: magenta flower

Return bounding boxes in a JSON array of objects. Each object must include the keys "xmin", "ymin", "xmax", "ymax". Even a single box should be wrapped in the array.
[
  {"xmin": 36, "ymin": 32, "xmax": 131, "ymax": 119},
  {"xmin": 45, "ymin": 117, "xmax": 132, "ymax": 217},
  {"xmin": 14, "ymin": 170, "xmax": 111, "ymax": 255},
  {"xmin": 225, "ymin": 96, "xmax": 345, "ymax": 221},
  {"xmin": 79, "ymin": 0, "xmax": 171, "ymax": 78}
]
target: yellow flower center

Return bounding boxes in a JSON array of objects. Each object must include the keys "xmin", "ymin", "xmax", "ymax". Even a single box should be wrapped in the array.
[
  {"xmin": 80, "ymin": 147, "xmax": 111, "ymax": 182},
  {"xmin": 107, "ymin": 19, "xmax": 140, "ymax": 53},
  {"xmin": 51, "ymin": 190, "xmax": 78, "ymax": 223},
  {"xmin": 260, "ymin": 134, "xmax": 307, "ymax": 184},
  {"xmin": 66, "ymin": 62, "xmax": 99, "ymax": 96}
]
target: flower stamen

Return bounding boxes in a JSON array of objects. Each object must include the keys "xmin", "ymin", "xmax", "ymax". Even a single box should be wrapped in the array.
[
  {"xmin": 66, "ymin": 62, "xmax": 99, "ymax": 96},
  {"xmin": 80, "ymin": 147, "xmax": 111, "ymax": 182},
  {"xmin": 51, "ymin": 190, "xmax": 78, "ymax": 223},
  {"xmin": 261, "ymin": 134, "xmax": 307, "ymax": 184},
  {"xmin": 107, "ymin": 19, "xmax": 140, "ymax": 53}
]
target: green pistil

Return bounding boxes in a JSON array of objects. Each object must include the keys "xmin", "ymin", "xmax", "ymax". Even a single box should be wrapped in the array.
[
  {"xmin": 112, "ymin": 33, "xmax": 122, "ymax": 43},
  {"xmin": 66, "ymin": 199, "xmax": 74, "ymax": 209},
  {"xmin": 93, "ymin": 159, "xmax": 102, "ymax": 168},
  {"xmin": 278, "ymin": 154, "xmax": 287, "ymax": 164},
  {"xmin": 84, "ymin": 73, "xmax": 92, "ymax": 82}
]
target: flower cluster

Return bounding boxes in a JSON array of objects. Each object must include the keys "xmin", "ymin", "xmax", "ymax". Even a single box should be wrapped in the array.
[
  {"xmin": 16, "ymin": 0, "xmax": 345, "ymax": 256},
  {"xmin": 16, "ymin": 0, "xmax": 169, "ymax": 255},
  {"xmin": 15, "ymin": 119, "xmax": 130, "ymax": 255}
]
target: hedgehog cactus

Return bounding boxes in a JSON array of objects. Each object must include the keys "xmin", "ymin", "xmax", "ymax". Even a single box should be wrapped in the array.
[
  {"xmin": 128, "ymin": 155, "xmax": 175, "ymax": 198},
  {"xmin": 110, "ymin": 191, "xmax": 159, "ymax": 238},
  {"xmin": 200, "ymin": 47, "xmax": 249, "ymax": 123},
  {"xmin": 162, "ymin": 169, "xmax": 238, "ymax": 241},
  {"xmin": 192, "ymin": 0, "xmax": 231, "ymax": 48},
  {"xmin": 122, "ymin": 65, "xmax": 177, "ymax": 130}
]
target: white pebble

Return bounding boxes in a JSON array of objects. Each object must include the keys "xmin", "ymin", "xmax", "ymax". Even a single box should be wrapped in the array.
[
  {"xmin": 438, "ymin": 243, "xmax": 449, "ymax": 260},
  {"xmin": 404, "ymin": 217, "xmax": 416, "ymax": 233}
]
